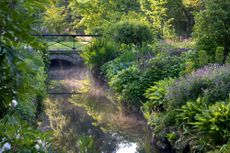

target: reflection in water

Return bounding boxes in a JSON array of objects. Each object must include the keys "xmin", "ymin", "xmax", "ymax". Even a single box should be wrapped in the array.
[
  {"xmin": 116, "ymin": 143, "xmax": 137, "ymax": 153},
  {"xmin": 40, "ymin": 59, "xmax": 156, "ymax": 153}
]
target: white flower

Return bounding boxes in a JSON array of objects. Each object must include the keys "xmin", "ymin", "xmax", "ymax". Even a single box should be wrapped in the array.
[
  {"xmin": 16, "ymin": 134, "xmax": 20, "ymax": 139},
  {"xmin": 35, "ymin": 144, "xmax": 40, "ymax": 150},
  {"xmin": 2, "ymin": 143, "xmax": 11, "ymax": 151},
  {"xmin": 36, "ymin": 139, "xmax": 47, "ymax": 151},
  {"xmin": 23, "ymin": 45, "xmax": 28, "ymax": 50},
  {"xmin": 1, "ymin": 137, "xmax": 6, "ymax": 142},
  {"xmin": 12, "ymin": 99, "xmax": 18, "ymax": 107},
  {"xmin": 37, "ymin": 139, "xmax": 42, "ymax": 145}
]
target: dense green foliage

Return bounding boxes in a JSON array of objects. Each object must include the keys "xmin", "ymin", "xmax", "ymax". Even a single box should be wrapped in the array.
[
  {"xmin": 43, "ymin": 1, "xmax": 68, "ymax": 33},
  {"xmin": 0, "ymin": 0, "xmax": 51, "ymax": 152},
  {"xmin": 177, "ymin": 98, "xmax": 230, "ymax": 152},
  {"xmin": 0, "ymin": 0, "xmax": 45, "ymax": 46},
  {"xmin": 42, "ymin": 0, "xmax": 141, "ymax": 34},
  {"xmin": 81, "ymin": 39, "xmax": 118, "ymax": 70},
  {"xmin": 140, "ymin": 0, "xmax": 203, "ymax": 38},
  {"xmin": 198, "ymin": 50, "xmax": 209, "ymax": 67},
  {"xmin": 1, "ymin": 0, "xmax": 230, "ymax": 152},
  {"xmin": 102, "ymin": 48, "xmax": 184, "ymax": 107},
  {"xmin": 78, "ymin": 1, "xmax": 230, "ymax": 150},
  {"xmin": 46, "ymin": 0, "xmax": 230, "ymax": 152},
  {"xmin": 194, "ymin": 0, "xmax": 230, "ymax": 58},
  {"xmin": 215, "ymin": 47, "xmax": 225, "ymax": 64},
  {"xmin": 102, "ymin": 50, "xmax": 136, "ymax": 80},
  {"xmin": 109, "ymin": 20, "xmax": 154, "ymax": 45},
  {"xmin": 144, "ymin": 64, "xmax": 230, "ymax": 152},
  {"xmin": 43, "ymin": 0, "xmax": 202, "ymax": 38},
  {"xmin": 144, "ymin": 78, "xmax": 174, "ymax": 112}
]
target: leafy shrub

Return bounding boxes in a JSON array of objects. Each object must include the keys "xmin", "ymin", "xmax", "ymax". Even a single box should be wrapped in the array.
[
  {"xmin": 144, "ymin": 109, "xmax": 178, "ymax": 140},
  {"xmin": 225, "ymin": 52, "xmax": 230, "ymax": 64},
  {"xmin": 194, "ymin": 0, "xmax": 230, "ymax": 57},
  {"xmin": 144, "ymin": 78, "xmax": 175, "ymax": 111},
  {"xmin": 176, "ymin": 98, "xmax": 230, "ymax": 152},
  {"xmin": 81, "ymin": 39, "xmax": 118, "ymax": 70},
  {"xmin": 215, "ymin": 46, "xmax": 224, "ymax": 64},
  {"xmin": 183, "ymin": 59, "xmax": 195, "ymax": 74},
  {"xmin": 78, "ymin": 135, "xmax": 96, "ymax": 153},
  {"xmin": 192, "ymin": 102, "xmax": 230, "ymax": 145},
  {"xmin": 146, "ymin": 64, "xmax": 230, "ymax": 152},
  {"xmin": 177, "ymin": 97, "xmax": 208, "ymax": 128},
  {"xmin": 0, "ymin": 46, "xmax": 51, "ymax": 152},
  {"xmin": 179, "ymin": 50, "xmax": 199, "ymax": 75},
  {"xmin": 0, "ymin": 43, "xmax": 47, "ymax": 117},
  {"xmin": 108, "ymin": 54, "xmax": 184, "ymax": 107},
  {"xmin": 109, "ymin": 65, "xmax": 143, "ymax": 107},
  {"xmin": 102, "ymin": 43, "xmax": 155, "ymax": 80},
  {"xmin": 198, "ymin": 50, "xmax": 209, "ymax": 67},
  {"xmin": 101, "ymin": 50, "xmax": 136, "ymax": 80},
  {"xmin": 109, "ymin": 20, "xmax": 154, "ymax": 46},
  {"xmin": 0, "ymin": 115, "xmax": 52, "ymax": 153},
  {"xmin": 209, "ymin": 143, "xmax": 230, "ymax": 153},
  {"xmin": 166, "ymin": 64, "xmax": 230, "ymax": 108},
  {"xmin": 0, "ymin": 1, "xmax": 51, "ymax": 151},
  {"xmin": 141, "ymin": 54, "xmax": 184, "ymax": 82}
]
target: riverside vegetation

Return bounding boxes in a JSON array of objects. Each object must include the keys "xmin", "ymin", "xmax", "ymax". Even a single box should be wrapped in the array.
[
  {"xmin": 80, "ymin": 0, "xmax": 230, "ymax": 152},
  {"xmin": 0, "ymin": 0, "xmax": 230, "ymax": 152}
]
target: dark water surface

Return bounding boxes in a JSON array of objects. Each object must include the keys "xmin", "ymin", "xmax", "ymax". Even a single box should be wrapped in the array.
[{"xmin": 40, "ymin": 59, "xmax": 161, "ymax": 153}]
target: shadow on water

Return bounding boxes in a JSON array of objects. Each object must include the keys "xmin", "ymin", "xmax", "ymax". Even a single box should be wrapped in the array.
[{"xmin": 39, "ymin": 59, "xmax": 166, "ymax": 153}]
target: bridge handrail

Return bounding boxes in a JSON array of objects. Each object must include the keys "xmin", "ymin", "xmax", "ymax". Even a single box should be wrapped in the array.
[
  {"xmin": 48, "ymin": 50, "xmax": 82, "ymax": 53},
  {"xmin": 34, "ymin": 34, "xmax": 101, "ymax": 50},
  {"xmin": 34, "ymin": 34, "xmax": 101, "ymax": 37}
]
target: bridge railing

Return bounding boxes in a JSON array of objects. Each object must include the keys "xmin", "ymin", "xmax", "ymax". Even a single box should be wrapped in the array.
[{"xmin": 34, "ymin": 34, "xmax": 101, "ymax": 51}]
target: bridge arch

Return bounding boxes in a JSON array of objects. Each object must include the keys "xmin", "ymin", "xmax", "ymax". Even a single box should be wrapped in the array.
[{"xmin": 49, "ymin": 54, "xmax": 83, "ymax": 65}]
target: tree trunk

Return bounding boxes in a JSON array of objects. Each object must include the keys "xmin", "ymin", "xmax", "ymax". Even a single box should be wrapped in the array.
[
  {"xmin": 223, "ymin": 22, "xmax": 230, "ymax": 61},
  {"xmin": 181, "ymin": 7, "xmax": 194, "ymax": 37}
]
